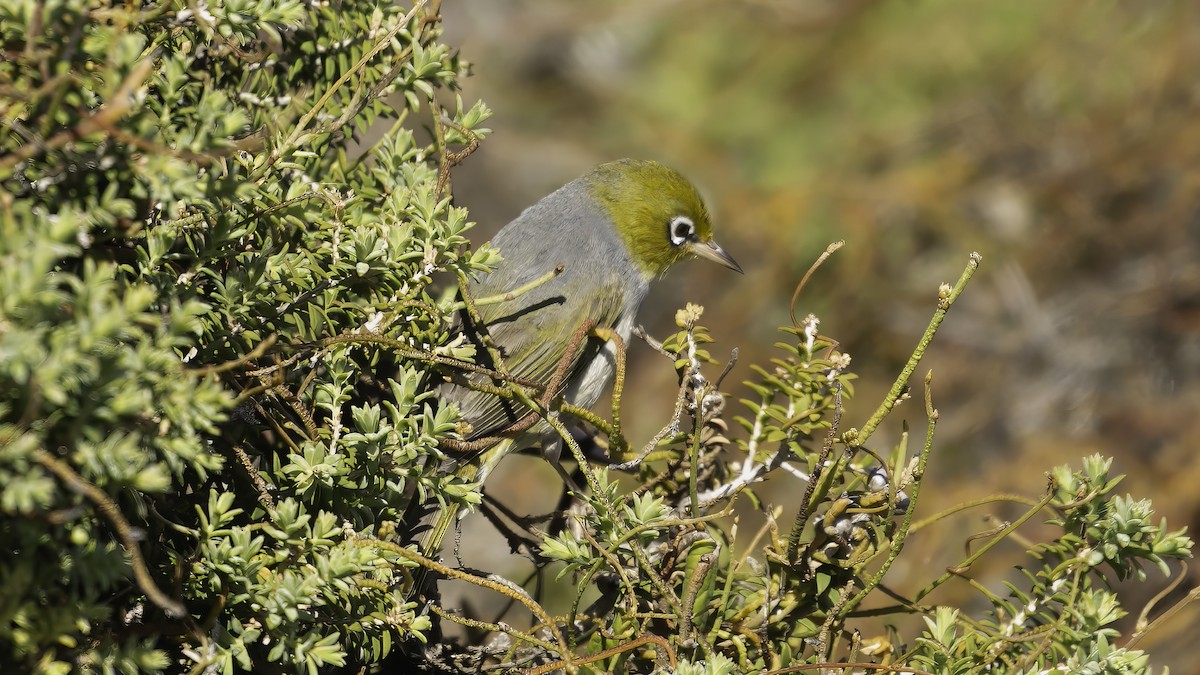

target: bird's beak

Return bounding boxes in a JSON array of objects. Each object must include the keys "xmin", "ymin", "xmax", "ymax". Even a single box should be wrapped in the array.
[{"xmin": 690, "ymin": 239, "xmax": 743, "ymax": 274}]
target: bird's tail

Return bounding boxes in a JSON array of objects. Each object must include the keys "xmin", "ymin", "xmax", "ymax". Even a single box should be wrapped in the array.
[{"xmin": 409, "ymin": 438, "xmax": 515, "ymax": 594}]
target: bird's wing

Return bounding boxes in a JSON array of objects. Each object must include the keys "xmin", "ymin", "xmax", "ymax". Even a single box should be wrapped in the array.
[{"xmin": 446, "ymin": 282, "xmax": 626, "ymax": 441}]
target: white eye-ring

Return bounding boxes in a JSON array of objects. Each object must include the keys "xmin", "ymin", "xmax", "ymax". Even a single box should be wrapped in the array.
[{"xmin": 668, "ymin": 216, "xmax": 695, "ymax": 246}]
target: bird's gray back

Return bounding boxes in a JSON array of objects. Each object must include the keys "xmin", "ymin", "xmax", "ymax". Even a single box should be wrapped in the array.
[
  {"xmin": 444, "ymin": 178, "xmax": 650, "ymax": 441},
  {"xmin": 480, "ymin": 180, "xmax": 639, "ymax": 310}
]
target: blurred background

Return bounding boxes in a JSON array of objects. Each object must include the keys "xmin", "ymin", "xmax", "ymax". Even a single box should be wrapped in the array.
[{"xmin": 436, "ymin": 1, "xmax": 1200, "ymax": 668}]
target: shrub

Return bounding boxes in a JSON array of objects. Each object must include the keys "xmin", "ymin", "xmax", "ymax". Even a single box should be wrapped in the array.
[{"xmin": 0, "ymin": 1, "xmax": 1190, "ymax": 673}]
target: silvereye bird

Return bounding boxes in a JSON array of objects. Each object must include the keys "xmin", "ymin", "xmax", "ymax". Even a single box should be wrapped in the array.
[{"xmin": 421, "ymin": 158, "xmax": 740, "ymax": 558}]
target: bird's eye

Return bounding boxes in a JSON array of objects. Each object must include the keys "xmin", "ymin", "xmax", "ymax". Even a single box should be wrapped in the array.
[{"xmin": 668, "ymin": 216, "xmax": 695, "ymax": 246}]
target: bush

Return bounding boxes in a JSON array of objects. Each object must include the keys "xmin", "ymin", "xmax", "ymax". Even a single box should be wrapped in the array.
[{"xmin": 0, "ymin": 1, "xmax": 1190, "ymax": 673}]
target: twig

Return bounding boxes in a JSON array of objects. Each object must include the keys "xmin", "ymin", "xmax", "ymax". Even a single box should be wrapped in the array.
[
  {"xmin": 526, "ymin": 634, "xmax": 677, "ymax": 675},
  {"xmin": 433, "ymin": 113, "xmax": 482, "ymax": 198},
  {"xmin": 446, "ymin": 264, "xmax": 565, "ymax": 311},
  {"xmin": 842, "ymin": 371, "xmax": 938, "ymax": 614},
  {"xmin": 787, "ymin": 381, "xmax": 843, "ymax": 563},
  {"xmin": 426, "ymin": 603, "xmax": 559, "ymax": 655},
  {"xmin": 609, "ymin": 363, "xmax": 691, "ymax": 470},
  {"xmin": 317, "ymin": 331, "xmax": 543, "ymax": 389},
  {"xmin": 763, "ymin": 663, "xmax": 934, "ymax": 675},
  {"xmin": 714, "ymin": 347, "xmax": 739, "ymax": 390},
  {"xmin": 679, "ymin": 537, "xmax": 717, "ymax": 643},
  {"xmin": 261, "ymin": 1, "xmax": 426, "ymax": 179},
  {"xmin": 789, "ymin": 240, "xmax": 844, "ymax": 330},
  {"xmin": 441, "ymin": 317, "xmax": 600, "ymax": 452},
  {"xmin": 688, "ymin": 410, "xmax": 704, "ymax": 518},
  {"xmin": 188, "ymin": 334, "xmax": 277, "ymax": 375},
  {"xmin": 576, "ymin": 520, "xmax": 639, "ymax": 617},
  {"xmin": 357, "ymin": 537, "xmax": 572, "ymax": 660},
  {"xmin": 454, "ymin": 267, "xmax": 509, "ymax": 376},
  {"xmin": 910, "ymin": 453, "xmax": 1058, "ymax": 603},
  {"xmin": 185, "ymin": 0, "xmax": 273, "ymax": 62},
  {"xmin": 565, "ymin": 501, "xmax": 738, "ymax": 648},
  {"xmin": 1125, "ymin": 563, "xmax": 1198, "ymax": 649},
  {"xmin": 252, "ymin": 399, "xmax": 302, "ymax": 455},
  {"xmin": 851, "ymin": 252, "xmax": 981, "ymax": 446},
  {"xmin": 34, "ymin": 449, "xmax": 187, "ymax": 617},
  {"xmin": 0, "ymin": 54, "xmax": 156, "ymax": 175},
  {"xmin": 261, "ymin": 376, "xmax": 319, "ymax": 440},
  {"xmin": 230, "ymin": 445, "xmax": 275, "ymax": 510},
  {"xmin": 817, "ymin": 578, "xmax": 859, "ymax": 661}
]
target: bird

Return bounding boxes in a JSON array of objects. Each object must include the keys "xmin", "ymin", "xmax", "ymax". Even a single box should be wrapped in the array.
[{"xmin": 417, "ymin": 158, "xmax": 741, "ymax": 563}]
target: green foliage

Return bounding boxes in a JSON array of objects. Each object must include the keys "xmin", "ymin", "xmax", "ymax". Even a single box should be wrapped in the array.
[
  {"xmin": 427, "ymin": 292, "xmax": 1192, "ymax": 673},
  {"xmin": 1, "ymin": 0, "xmax": 491, "ymax": 671},
  {"xmin": 0, "ymin": 1, "xmax": 1191, "ymax": 674},
  {"xmin": 904, "ymin": 456, "xmax": 1191, "ymax": 674}
]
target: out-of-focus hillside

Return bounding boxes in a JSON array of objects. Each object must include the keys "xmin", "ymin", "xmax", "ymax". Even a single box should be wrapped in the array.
[{"xmin": 440, "ymin": 2, "xmax": 1200, "ymax": 667}]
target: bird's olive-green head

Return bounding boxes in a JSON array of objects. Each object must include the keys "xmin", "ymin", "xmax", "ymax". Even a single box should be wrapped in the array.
[{"xmin": 584, "ymin": 159, "xmax": 742, "ymax": 279}]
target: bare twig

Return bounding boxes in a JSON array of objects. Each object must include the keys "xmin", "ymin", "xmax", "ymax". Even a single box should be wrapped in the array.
[
  {"xmin": 433, "ymin": 113, "xmax": 481, "ymax": 199},
  {"xmin": 787, "ymin": 381, "xmax": 843, "ymax": 563},
  {"xmin": 851, "ymin": 252, "xmax": 981, "ymax": 446},
  {"xmin": 34, "ymin": 449, "xmax": 187, "ymax": 617},
  {"xmin": 356, "ymin": 537, "xmax": 572, "ymax": 661},
  {"xmin": 188, "ymin": 335, "xmax": 277, "ymax": 375},
  {"xmin": 230, "ymin": 445, "xmax": 275, "ymax": 510},
  {"xmin": 526, "ymin": 634, "xmax": 677, "ymax": 675},
  {"xmin": 789, "ymin": 240, "xmax": 844, "ymax": 330}
]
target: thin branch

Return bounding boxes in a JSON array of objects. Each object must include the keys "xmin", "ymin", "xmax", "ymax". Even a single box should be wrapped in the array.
[
  {"xmin": 851, "ymin": 252, "xmax": 981, "ymax": 446},
  {"xmin": 911, "ymin": 465, "xmax": 1058, "ymax": 604},
  {"xmin": 34, "ymin": 449, "xmax": 187, "ymax": 618},
  {"xmin": 1125, "ymin": 563, "xmax": 1198, "ymax": 649},
  {"xmin": 356, "ymin": 537, "xmax": 572, "ymax": 661},
  {"xmin": 789, "ymin": 240, "xmax": 844, "ymax": 330},
  {"xmin": 787, "ymin": 381, "xmax": 843, "ymax": 563},
  {"xmin": 426, "ymin": 603, "xmax": 559, "ymax": 655},
  {"xmin": 261, "ymin": 1, "xmax": 426, "ymax": 179},
  {"xmin": 445, "ymin": 263, "xmax": 564, "ymax": 312},
  {"xmin": 188, "ymin": 334, "xmax": 277, "ymax": 375},
  {"xmin": 526, "ymin": 634, "xmax": 677, "ymax": 675},
  {"xmin": 609, "ymin": 362, "xmax": 691, "ymax": 470},
  {"xmin": 762, "ymin": 662, "xmax": 934, "ymax": 675},
  {"xmin": 230, "ymin": 445, "xmax": 275, "ymax": 510}
]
